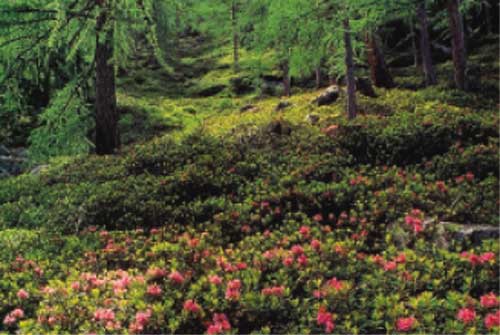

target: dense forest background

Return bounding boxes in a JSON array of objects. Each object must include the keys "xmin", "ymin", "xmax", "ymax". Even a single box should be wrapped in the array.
[{"xmin": 0, "ymin": 0, "xmax": 498, "ymax": 166}]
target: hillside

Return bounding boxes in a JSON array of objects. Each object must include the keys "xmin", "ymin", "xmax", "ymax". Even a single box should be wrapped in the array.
[
  {"xmin": 0, "ymin": 35, "xmax": 499, "ymax": 334},
  {"xmin": 0, "ymin": 1, "xmax": 499, "ymax": 333}
]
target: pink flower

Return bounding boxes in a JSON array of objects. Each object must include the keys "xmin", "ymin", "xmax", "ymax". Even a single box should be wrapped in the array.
[
  {"xmin": 150, "ymin": 228, "xmax": 161, "ymax": 235},
  {"xmin": 291, "ymin": 245, "xmax": 304, "ymax": 256},
  {"xmin": 297, "ymin": 254, "xmax": 308, "ymax": 267},
  {"xmin": 261, "ymin": 286, "xmax": 285, "ymax": 296},
  {"xmin": 326, "ymin": 277, "xmax": 345, "ymax": 291},
  {"xmin": 299, "ymin": 226, "xmax": 310, "ymax": 238},
  {"xmin": 316, "ymin": 306, "xmax": 335, "ymax": 333},
  {"xmin": 384, "ymin": 261, "xmax": 397, "ymax": 272},
  {"xmin": 282, "ymin": 257, "xmax": 294, "ymax": 267},
  {"xmin": 396, "ymin": 316, "xmax": 416, "ymax": 332},
  {"xmin": 207, "ymin": 313, "xmax": 231, "ymax": 334},
  {"xmin": 457, "ymin": 307, "xmax": 476, "ymax": 324},
  {"xmin": 135, "ymin": 309, "xmax": 152, "ymax": 326},
  {"xmin": 480, "ymin": 293, "xmax": 499, "ymax": 308},
  {"xmin": 147, "ymin": 284, "xmax": 162, "ymax": 297},
  {"xmin": 183, "ymin": 299, "xmax": 201, "ymax": 313},
  {"xmin": 313, "ymin": 214, "xmax": 323, "ymax": 222},
  {"xmin": 225, "ymin": 279, "xmax": 241, "ymax": 301},
  {"xmin": 168, "ymin": 270, "xmax": 185, "ymax": 284},
  {"xmin": 436, "ymin": 181, "xmax": 447, "ymax": 193},
  {"xmin": 480, "ymin": 252, "xmax": 495, "ymax": 263},
  {"xmin": 17, "ymin": 289, "xmax": 29, "ymax": 300},
  {"xmin": 209, "ymin": 275, "xmax": 223, "ymax": 285},
  {"xmin": 71, "ymin": 281, "xmax": 81, "ymax": 291},
  {"xmin": 94, "ymin": 308, "xmax": 115, "ymax": 322},
  {"xmin": 147, "ymin": 267, "xmax": 167, "ymax": 279},
  {"xmin": 394, "ymin": 253, "xmax": 406, "ymax": 264},
  {"xmin": 311, "ymin": 239, "xmax": 321, "ymax": 251},
  {"xmin": 10, "ymin": 309, "xmax": 24, "ymax": 319},
  {"xmin": 465, "ymin": 172, "xmax": 474, "ymax": 182},
  {"xmin": 484, "ymin": 310, "xmax": 500, "ymax": 330},
  {"xmin": 3, "ymin": 314, "xmax": 16, "ymax": 326}
]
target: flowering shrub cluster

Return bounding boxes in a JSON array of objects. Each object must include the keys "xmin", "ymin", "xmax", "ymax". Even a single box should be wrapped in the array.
[
  {"xmin": 0, "ymin": 98, "xmax": 498, "ymax": 333},
  {"xmin": 0, "ymin": 220, "xmax": 497, "ymax": 334}
]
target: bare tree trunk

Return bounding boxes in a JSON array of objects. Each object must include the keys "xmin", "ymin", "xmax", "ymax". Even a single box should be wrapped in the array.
[
  {"xmin": 417, "ymin": 3, "xmax": 438, "ymax": 86},
  {"xmin": 282, "ymin": 61, "xmax": 291, "ymax": 97},
  {"xmin": 410, "ymin": 20, "xmax": 419, "ymax": 69},
  {"xmin": 484, "ymin": 2, "xmax": 492, "ymax": 34},
  {"xmin": 231, "ymin": 0, "xmax": 239, "ymax": 73},
  {"xmin": 365, "ymin": 32, "xmax": 394, "ymax": 88},
  {"xmin": 343, "ymin": 18, "xmax": 357, "ymax": 120},
  {"xmin": 447, "ymin": 0, "xmax": 468, "ymax": 90},
  {"xmin": 95, "ymin": 2, "xmax": 119, "ymax": 155},
  {"xmin": 315, "ymin": 67, "xmax": 321, "ymax": 89}
]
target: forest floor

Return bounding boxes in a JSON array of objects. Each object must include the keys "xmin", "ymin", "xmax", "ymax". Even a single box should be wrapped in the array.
[{"xmin": 0, "ymin": 35, "xmax": 499, "ymax": 334}]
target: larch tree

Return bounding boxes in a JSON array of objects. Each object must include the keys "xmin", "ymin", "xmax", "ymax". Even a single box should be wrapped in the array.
[
  {"xmin": 0, "ymin": 0, "xmax": 172, "ymax": 159},
  {"xmin": 447, "ymin": 0, "xmax": 468, "ymax": 90}
]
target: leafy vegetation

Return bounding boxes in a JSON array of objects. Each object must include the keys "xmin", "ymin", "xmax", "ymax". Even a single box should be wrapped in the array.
[{"xmin": 0, "ymin": 0, "xmax": 498, "ymax": 334}]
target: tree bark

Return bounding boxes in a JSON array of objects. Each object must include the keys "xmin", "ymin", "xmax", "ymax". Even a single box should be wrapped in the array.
[
  {"xmin": 231, "ymin": 0, "xmax": 239, "ymax": 73},
  {"xmin": 95, "ymin": 2, "xmax": 119, "ymax": 155},
  {"xmin": 417, "ymin": 3, "xmax": 437, "ymax": 86},
  {"xmin": 484, "ymin": 2, "xmax": 492, "ymax": 34},
  {"xmin": 282, "ymin": 61, "xmax": 291, "ymax": 97},
  {"xmin": 447, "ymin": 0, "xmax": 468, "ymax": 90},
  {"xmin": 365, "ymin": 32, "xmax": 394, "ymax": 88},
  {"xmin": 315, "ymin": 67, "xmax": 321, "ymax": 89},
  {"xmin": 343, "ymin": 18, "xmax": 357, "ymax": 120},
  {"xmin": 410, "ymin": 20, "xmax": 419, "ymax": 69}
]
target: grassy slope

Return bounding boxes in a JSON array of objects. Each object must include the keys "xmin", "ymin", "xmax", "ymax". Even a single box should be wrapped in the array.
[{"xmin": 0, "ymin": 35, "xmax": 498, "ymax": 335}]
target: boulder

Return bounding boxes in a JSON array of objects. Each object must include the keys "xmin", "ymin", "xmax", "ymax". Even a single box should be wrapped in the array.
[
  {"xmin": 266, "ymin": 120, "xmax": 292, "ymax": 136},
  {"xmin": 305, "ymin": 113, "xmax": 320, "ymax": 125},
  {"xmin": 441, "ymin": 222, "xmax": 499, "ymax": 246},
  {"xmin": 240, "ymin": 104, "xmax": 258, "ymax": 113},
  {"xmin": 312, "ymin": 85, "xmax": 339, "ymax": 106},
  {"xmin": 275, "ymin": 100, "xmax": 292, "ymax": 112}
]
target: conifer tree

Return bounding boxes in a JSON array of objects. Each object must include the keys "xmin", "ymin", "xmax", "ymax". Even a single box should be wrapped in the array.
[{"xmin": 0, "ymin": 0, "xmax": 171, "ymax": 158}]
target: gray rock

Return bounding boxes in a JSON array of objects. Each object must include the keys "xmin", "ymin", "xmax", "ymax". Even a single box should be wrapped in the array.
[
  {"xmin": 312, "ymin": 85, "xmax": 339, "ymax": 106},
  {"xmin": 240, "ymin": 104, "xmax": 258, "ymax": 113},
  {"xmin": 441, "ymin": 222, "xmax": 499, "ymax": 246},
  {"xmin": 266, "ymin": 120, "xmax": 292, "ymax": 136},
  {"xmin": 275, "ymin": 100, "xmax": 292, "ymax": 112},
  {"xmin": 305, "ymin": 113, "xmax": 320, "ymax": 125}
]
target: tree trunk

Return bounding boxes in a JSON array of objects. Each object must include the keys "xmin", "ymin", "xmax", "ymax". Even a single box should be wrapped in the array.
[
  {"xmin": 410, "ymin": 20, "xmax": 419, "ymax": 69},
  {"xmin": 417, "ymin": 3, "xmax": 438, "ymax": 86},
  {"xmin": 231, "ymin": 0, "xmax": 239, "ymax": 73},
  {"xmin": 484, "ymin": 2, "xmax": 492, "ymax": 34},
  {"xmin": 343, "ymin": 18, "xmax": 357, "ymax": 120},
  {"xmin": 315, "ymin": 67, "xmax": 321, "ymax": 89},
  {"xmin": 365, "ymin": 32, "xmax": 394, "ymax": 88},
  {"xmin": 95, "ymin": 3, "xmax": 119, "ymax": 155},
  {"xmin": 447, "ymin": 0, "xmax": 468, "ymax": 90},
  {"xmin": 282, "ymin": 61, "xmax": 291, "ymax": 97}
]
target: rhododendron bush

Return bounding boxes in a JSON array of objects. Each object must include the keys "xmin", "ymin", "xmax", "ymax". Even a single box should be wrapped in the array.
[{"xmin": 0, "ymin": 103, "xmax": 498, "ymax": 333}]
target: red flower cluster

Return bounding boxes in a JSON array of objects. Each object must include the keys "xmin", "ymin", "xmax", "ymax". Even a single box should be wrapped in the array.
[
  {"xmin": 225, "ymin": 279, "xmax": 241, "ymax": 301},
  {"xmin": 485, "ymin": 310, "xmax": 500, "ymax": 330},
  {"xmin": 457, "ymin": 307, "xmax": 476, "ymax": 324},
  {"xmin": 261, "ymin": 286, "xmax": 285, "ymax": 297},
  {"xmin": 183, "ymin": 299, "xmax": 201, "ymax": 313},
  {"xmin": 396, "ymin": 316, "xmax": 416, "ymax": 332},
  {"xmin": 460, "ymin": 251, "xmax": 495, "ymax": 266},
  {"xmin": 316, "ymin": 306, "xmax": 335, "ymax": 333},
  {"xmin": 168, "ymin": 270, "xmax": 185, "ymax": 284},
  {"xmin": 3, "ymin": 308, "xmax": 24, "ymax": 326},
  {"xmin": 404, "ymin": 209, "xmax": 424, "ymax": 233},
  {"xmin": 480, "ymin": 293, "xmax": 499, "ymax": 308},
  {"xmin": 129, "ymin": 309, "xmax": 152, "ymax": 334},
  {"xmin": 207, "ymin": 313, "xmax": 231, "ymax": 334},
  {"xmin": 146, "ymin": 284, "xmax": 162, "ymax": 297}
]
